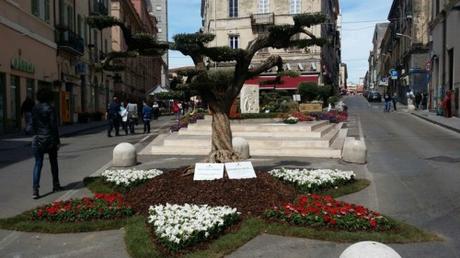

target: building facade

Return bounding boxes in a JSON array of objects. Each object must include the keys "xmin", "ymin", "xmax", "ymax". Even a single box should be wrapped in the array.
[
  {"xmin": 111, "ymin": 0, "xmax": 161, "ymax": 102},
  {"xmin": 201, "ymin": 0, "xmax": 341, "ymax": 88},
  {"xmin": 367, "ymin": 23, "xmax": 389, "ymax": 94},
  {"xmin": 54, "ymin": 0, "xmax": 113, "ymax": 124},
  {"xmin": 429, "ymin": 0, "xmax": 460, "ymax": 116},
  {"xmin": 150, "ymin": 0, "xmax": 169, "ymax": 89},
  {"xmin": 380, "ymin": 0, "xmax": 431, "ymax": 103},
  {"xmin": 0, "ymin": 0, "xmax": 58, "ymax": 133},
  {"xmin": 339, "ymin": 63, "xmax": 347, "ymax": 90}
]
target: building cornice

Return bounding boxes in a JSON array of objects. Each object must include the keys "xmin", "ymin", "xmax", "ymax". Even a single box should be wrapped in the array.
[{"xmin": 0, "ymin": 15, "xmax": 57, "ymax": 49}]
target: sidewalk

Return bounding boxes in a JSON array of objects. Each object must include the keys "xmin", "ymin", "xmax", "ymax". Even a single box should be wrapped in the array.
[
  {"xmin": 0, "ymin": 120, "xmax": 107, "ymax": 140},
  {"xmin": 410, "ymin": 110, "xmax": 460, "ymax": 134}
]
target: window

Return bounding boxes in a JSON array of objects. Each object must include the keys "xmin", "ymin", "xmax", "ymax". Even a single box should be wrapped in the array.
[
  {"xmin": 229, "ymin": 35, "xmax": 239, "ymax": 49},
  {"xmin": 31, "ymin": 0, "xmax": 50, "ymax": 23},
  {"xmin": 229, "ymin": 0, "xmax": 238, "ymax": 17},
  {"xmin": 258, "ymin": 0, "xmax": 269, "ymax": 14},
  {"xmin": 77, "ymin": 15, "xmax": 82, "ymax": 36},
  {"xmin": 290, "ymin": 0, "xmax": 301, "ymax": 14}
]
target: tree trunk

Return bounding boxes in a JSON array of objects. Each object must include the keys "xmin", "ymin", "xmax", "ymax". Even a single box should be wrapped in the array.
[{"xmin": 208, "ymin": 105, "xmax": 240, "ymax": 163}]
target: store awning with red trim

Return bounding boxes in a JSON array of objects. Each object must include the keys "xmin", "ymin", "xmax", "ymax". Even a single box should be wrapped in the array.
[{"xmin": 245, "ymin": 75, "xmax": 319, "ymax": 90}]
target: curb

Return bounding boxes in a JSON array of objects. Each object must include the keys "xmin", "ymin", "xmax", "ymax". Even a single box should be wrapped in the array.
[{"xmin": 411, "ymin": 112, "xmax": 460, "ymax": 134}]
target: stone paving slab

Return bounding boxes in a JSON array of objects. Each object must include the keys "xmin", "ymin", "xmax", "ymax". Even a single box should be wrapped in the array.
[
  {"xmin": 411, "ymin": 110, "xmax": 460, "ymax": 134},
  {"xmin": 0, "ymin": 229, "xmax": 129, "ymax": 258},
  {"xmin": 226, "ymin": 234, "xmax": 456, "ymax": 258}
]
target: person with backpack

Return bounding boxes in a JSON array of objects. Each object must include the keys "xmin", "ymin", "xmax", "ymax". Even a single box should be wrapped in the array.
[
  {"xmin": 107, "ymin": 97, "xmax": 121, "ymax": 137},
  {"xmin": 142, "ymin": 101, "xmax": 153, "ymax": 134},
  {"xmin": 31, "ymin": 88, "xmax": 63, "ymax": 199}
]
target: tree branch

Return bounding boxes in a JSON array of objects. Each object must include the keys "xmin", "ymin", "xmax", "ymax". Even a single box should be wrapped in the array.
[{"xmin": 246, "ymin": 55, "xmax": 283, "ymax": 79}]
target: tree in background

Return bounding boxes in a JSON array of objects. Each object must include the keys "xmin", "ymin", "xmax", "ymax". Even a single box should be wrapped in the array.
[
  {"xmin": 86, "ymin": 16, "xmax": 168, "ymax": 73},
  {"xmin": 172, "ymin": 13, "xmax": 328, "ymax": 163}
]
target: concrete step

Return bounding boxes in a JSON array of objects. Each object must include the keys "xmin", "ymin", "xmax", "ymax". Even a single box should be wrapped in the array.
[
  {"xmin": 163, "ymin": 135, "xmax": 334, "ymax": 149},
  {"xmin": 180, "ymin": 123, "xmax": 335, "ymax": 138},
  {"xmin": 331, "ymin": 128, "xmax": 348, "ymax": 150},
  {"xmin": 187, "ymin": 120, "xmax": 329, "ymax": 133},
  {"xmin": 151, "ymin": 144, "xmax": 342, "ymax": 158}
]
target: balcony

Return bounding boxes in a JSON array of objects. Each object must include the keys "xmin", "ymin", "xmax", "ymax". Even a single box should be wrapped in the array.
[
  {"xmin": 90, "ymin": 1, "xmax": 109, "ymax": 16},
  {"xmin": 56, "ymin": 28, "xmax": 84, "ymax": 56},
  {"xmin": 251, "ymin": 13, "xmax": 275, "ymax": 26}
]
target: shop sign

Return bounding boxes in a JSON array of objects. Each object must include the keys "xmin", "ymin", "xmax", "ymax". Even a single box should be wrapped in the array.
[
  {"xmin": 10, "ymin": 57, "xmax": 35, "ymax": 74},
  {"xmin": 389, "ymin": 69, "xmax": 398, "ymax": 80}
]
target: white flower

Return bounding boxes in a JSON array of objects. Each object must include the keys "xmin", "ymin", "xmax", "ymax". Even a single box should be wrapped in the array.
[
  {"xmin": 101, "ymin": 169, "xmax": 163, "ymax": 187},
  {"xmin": 147, "ymin": 204, "xmax": 239, "ymax": 247},
  {"xmin": 268, "ymin": 168, "xmax": 355, "ymax": 189}
]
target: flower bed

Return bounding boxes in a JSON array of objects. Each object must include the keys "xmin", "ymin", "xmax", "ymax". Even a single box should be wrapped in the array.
[
  {"xmin": 102, "ymin": 169, "xmax": 163, "ymax": 188},
  {"xmin": 316, "ymin": 111, "xmax": 348, "ymax": 123},
  {"xmin": 289, "ymin": 112, "xmax": 315, "ymax": 122},
  {"xmin": 266, "ymin": 194, "xmax": 394, "ymax": 231},
  {"xmin": 268, "ymin": 168, "xmax": 355, "ymax": 193},
  {"xmin": 284, "ymin": 116, "xmax": 299, "ymax": 124},
  {"xmin": 31, "ymin": 193, "xmax": 133, "ymax": 222},
  {"xmin": 170, "ymin": 112, "xmax": 205, "ymax": 132},
  {"xmin": 148, "ymin": 204, "xmax": 240, "ymax": 251}
]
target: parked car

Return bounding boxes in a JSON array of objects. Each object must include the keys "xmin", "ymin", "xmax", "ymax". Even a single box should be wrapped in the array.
[{"xmin": 367, "ymin": 91, "xmax": 382, "ymax": 102}]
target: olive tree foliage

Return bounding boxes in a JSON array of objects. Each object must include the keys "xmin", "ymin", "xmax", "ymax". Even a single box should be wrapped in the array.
[
  {"xmin": 171, "ymin": 13, "xmax": 328, "ymax": 163},
  {"xmin": 86, "ymin": 16, "xmax": 169, "ymax": 71}
]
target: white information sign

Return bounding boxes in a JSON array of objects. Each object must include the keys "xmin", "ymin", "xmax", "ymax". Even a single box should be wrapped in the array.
[
  {"xmin": 225, "ymin": 162, "xmax": 257, "ymax": 179},
  {"xmin": 193, "ymin": 163, "xmax": 224, "ymax": 181}
]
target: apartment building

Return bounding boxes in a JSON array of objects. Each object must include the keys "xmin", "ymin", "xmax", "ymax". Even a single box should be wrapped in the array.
[
  {"xmin": 54, "ymin": 0, "xmax": 113, "ymax": 124},
  {"xmin": 380, "ymin": 0, "xmax": 431, "ymax": 103},
  {"xmin": 201, "ymin": 0, "xmax": 342, "ymax": 89},
  {"xmin": 150, "ymin": 0, "xmax": 168, "ymax": 89},
  {"xmin": 429, "ymin": 0, "xmax": 460, "ymax": 116},
  {"xmin": 111, "ymin": 0, "xmax": 161, "ymax": 102},
  {"xmin": 0, "ymin": 0, "xmax": 58, "ymax": 133},
  {"xmin": 367, "ymin": 23, "xmax": 389, "ymax": 93}
]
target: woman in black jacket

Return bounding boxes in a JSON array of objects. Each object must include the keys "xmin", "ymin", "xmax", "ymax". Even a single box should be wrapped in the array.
[{"xmin": 31, "ymin": 88, "xmax": 62, "ymax": 199}]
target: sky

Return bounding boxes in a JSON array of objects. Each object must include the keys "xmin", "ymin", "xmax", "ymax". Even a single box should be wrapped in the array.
[{"xmin": 167, "ymin": 0, "xmax": 393, "ymax": 84}]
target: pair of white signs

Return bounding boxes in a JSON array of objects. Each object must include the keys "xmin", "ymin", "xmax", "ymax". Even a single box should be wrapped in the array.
[{"xmin": 193, "ymin": 162, "xmax": 257, "ymax": 181}]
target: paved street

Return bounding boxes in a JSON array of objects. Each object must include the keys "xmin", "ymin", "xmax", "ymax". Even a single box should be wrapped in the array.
[
  {"xmin": 230, "ymin": 95, "xmax": 460, "ymax": 258},
  {"xmin": 0, "ymin": 116, "xmax": 175, "ymax": 218}
]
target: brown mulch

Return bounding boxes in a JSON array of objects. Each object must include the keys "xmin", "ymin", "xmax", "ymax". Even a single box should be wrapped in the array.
[{"xmin": 125, "ymin": 169, "xmax": 297, "ymax": 217}]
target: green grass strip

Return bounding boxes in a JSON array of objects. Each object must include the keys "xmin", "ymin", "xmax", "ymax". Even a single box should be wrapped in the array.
[
  {"xmin": 0, "ymin": 211, "xmax": 130, "ymax": 233},
  {"xmin": 124, "ymin": 217, "xmax": 440, "ymax": 258}
]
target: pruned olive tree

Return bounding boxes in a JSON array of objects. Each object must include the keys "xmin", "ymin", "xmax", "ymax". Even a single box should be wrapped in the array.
[
  {"xmin": 86, "ymin": 16, "xmax": 169, "ymax": 72},
  {"xmin": 171, "ymin": 13, "xmax": 328, "ymax": 163}
]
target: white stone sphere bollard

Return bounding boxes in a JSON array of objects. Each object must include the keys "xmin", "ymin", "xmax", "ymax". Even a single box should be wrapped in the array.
[
  {"xmin": 342, "ymin": 137, "xmax": 367, "ymax": 164},
  {"xmin": 340, "ymin": 241, "xmax": 401, "ymax": 258},
  {"xmin": 233, "ymin": 137, "xmax": 250, "ymax": 160},
  {"xmin": 112, "ymin": 143, "xmax": 137, "ymax": 167}
]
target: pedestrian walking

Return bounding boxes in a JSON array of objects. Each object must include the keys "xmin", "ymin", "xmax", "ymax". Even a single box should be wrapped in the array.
[
  {"xmin": 119, "ymin": 102, "xmax": 129, "ymax": 135},
  {"xmin": 443, "ymin": 90, "xmax": 453, "ymax": 118},
  {"xmin": 152, "ymin": 101, "xmax": 160, "ymax": 120},
  {"xmin": 31, "ymin": 88, "xmax": 62, "ymax": 199},
  {"xmin": 126, "ymin": 100, "xmax": 138, "ymax": 134},
  {"xmin": 142, "ymin": 101, "xmax": 153, "ymax": 134},
  {"xmin": 415, "ymin": 92, "xmax": 422, "ymax": 110},
  {"xmin": 384, "ymin": 93, "xmax": 392, "ymax": 112},
  {"xmin": 421, "ymin": 92, "xmax": 428, "ymax": 110},
  {"xmin": 172, "ymin": 100, "xmax": 181, "ymax": 123},
  {"xmin": 392, "ymin": 93, "xmax": 398, "ymax": 111},
  {"xmin": 21, "ymin": 97, "xmax": 35, "ymax": 135},
  {"xmin": 107, "ymin": 97, "xmax": 121, "ymax": 137}
]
